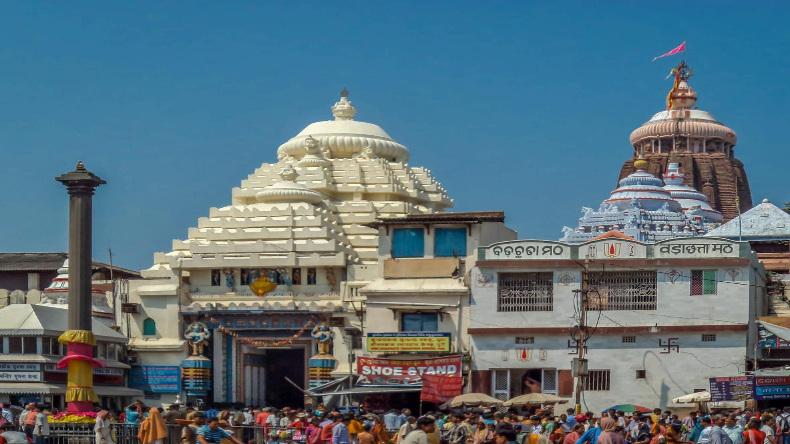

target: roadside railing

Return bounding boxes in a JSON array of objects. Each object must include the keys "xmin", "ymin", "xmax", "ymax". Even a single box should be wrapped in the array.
[{"xmin": 44, "ymin": 423, "xmax": 306, "ymax": 444}]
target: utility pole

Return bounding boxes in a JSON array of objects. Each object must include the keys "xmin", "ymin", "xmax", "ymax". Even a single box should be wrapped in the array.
[{"xmin": 573, "ymin": 256, "xmax": 589, "ymax": 414}]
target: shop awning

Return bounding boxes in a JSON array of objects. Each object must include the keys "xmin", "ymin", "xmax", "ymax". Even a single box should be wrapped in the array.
[
  {"xmin": 0, "ymin": 383, "xmax": 66, "ymax": 395},
  {"xmin": 311, "ymin": 386, "xmax": 423, "ymax": 396},
  {"xmin": 759, "ymin": 317, "xmax": 790, "ymax": 341},
  {"xmin": 94, "ymin": 386, "xmax": 145, "ymax": 397}
]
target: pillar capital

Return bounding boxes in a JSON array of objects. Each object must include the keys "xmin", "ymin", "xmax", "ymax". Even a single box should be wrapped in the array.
[{"xmin": 56, "ymin": 161, "xmax": 106, "ymax": 195}]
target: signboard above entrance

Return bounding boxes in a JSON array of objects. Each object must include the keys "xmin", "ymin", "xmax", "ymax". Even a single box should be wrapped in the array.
[
  {"xmin": 367, "ymin": 333, "xmax": 451, "ymax": 353},
  {"xmin": 357, "ymin": 355, "xmax": 462, "ymax": 386}
]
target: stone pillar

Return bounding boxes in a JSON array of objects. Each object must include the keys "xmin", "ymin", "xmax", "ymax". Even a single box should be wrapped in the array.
[{"xmin": 55, "ymin": 161, "xmax": 106, "ymax": 413}]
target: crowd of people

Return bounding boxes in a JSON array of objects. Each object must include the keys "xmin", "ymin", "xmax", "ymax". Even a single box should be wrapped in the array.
[{"xmin": 2, "ymin": 401, "xmax": 790, "ymax": 444}]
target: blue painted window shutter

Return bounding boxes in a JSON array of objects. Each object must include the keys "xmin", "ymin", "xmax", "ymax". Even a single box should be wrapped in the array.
[
  {"xmin": 392, "ymin": 228, "xmax": 425, "ymax": 258},
  {"xmin": 434, "ymin": 228, "xmax": 467, "ymax": 257},
  {"xmin": 143, "ymin": 318, "xmax": 156, "ymax": 336}
]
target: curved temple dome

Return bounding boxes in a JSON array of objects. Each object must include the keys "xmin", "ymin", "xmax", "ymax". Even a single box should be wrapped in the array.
[{"xmin": 619, "ymin": 63, "xmax": 752, "ymax": 221}]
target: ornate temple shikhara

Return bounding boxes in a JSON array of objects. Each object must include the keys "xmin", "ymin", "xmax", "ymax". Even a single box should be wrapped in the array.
[
  {"xmin": 562, "ymin": 63, "xmax": 753, "ymax": 243},
  {"xmin": 132, "ymin": 90, "xmax": 453, "ymax": 406},
  {"xmin": 619, "ymin": 62, "xmax": 752, "ymax": 221}
]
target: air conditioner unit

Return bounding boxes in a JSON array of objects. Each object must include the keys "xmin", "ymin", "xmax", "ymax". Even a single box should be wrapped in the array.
[{"xmin": 127, "ymin": 356, "xmax": 141, "ymax": 366}]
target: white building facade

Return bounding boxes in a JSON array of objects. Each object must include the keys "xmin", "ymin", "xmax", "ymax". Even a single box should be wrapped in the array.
[{"xmin": 468, "ymin": 234, "xmax": 766, "ymax": 412}]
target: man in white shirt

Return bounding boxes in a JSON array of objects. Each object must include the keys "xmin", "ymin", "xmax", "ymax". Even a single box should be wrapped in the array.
[{"xmin": 401, "ymin": 417, "xmax": 435, "ymax": 444}]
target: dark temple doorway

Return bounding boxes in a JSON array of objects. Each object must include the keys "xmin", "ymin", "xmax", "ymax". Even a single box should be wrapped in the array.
[{"xmin": 265, "ymin": 348, "xmax": 305, "ymax": 408}]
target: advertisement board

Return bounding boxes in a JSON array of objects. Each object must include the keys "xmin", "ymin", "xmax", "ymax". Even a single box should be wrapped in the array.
[
  {"xmin": 367, "ymin": 333, "xmax": 451, "ymax": 353},
  {"xmin": 0, "ymin": 364, "xmax": 40, "ymax": 372},
  {"xmin": 708, "ymin": 376, "xmax": 753, "ymax": 401},
  {"xmin": 357, "ymin": 355, "xmax": 462, "ymax": 386},
  {"xmin": 754, "ymin": 376, "xmax": 790, "ymax": 400},
  {"xmin": 130, "ymin": 366, "xmax": 181, "ymax": 393},
  {"xmin": 0, "ymin": 372, "xmax": 41, "ymax": 382}
]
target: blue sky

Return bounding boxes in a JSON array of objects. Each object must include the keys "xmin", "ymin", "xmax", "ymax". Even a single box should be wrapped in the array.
[{"xmin": 1, "ymin": 2, "xmax": 787, "ymax": 271}]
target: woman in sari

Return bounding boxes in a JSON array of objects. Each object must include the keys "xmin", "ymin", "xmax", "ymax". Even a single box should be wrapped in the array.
[
  {"xmin": 595, "ymin": 418, "xmax": 625, "ymax": 444},
  {"xmin": 138, "ymin": 408, "xmax": 168, "ymax": 444},
  {"xmin": 688, "ymin": 418, "xmax": 704, "ymax": 444}
]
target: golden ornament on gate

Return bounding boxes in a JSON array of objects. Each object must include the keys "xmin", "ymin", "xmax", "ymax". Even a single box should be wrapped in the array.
[{"xmin": 249, "ymin": 278, "xmax": 277, "ymax": 296}]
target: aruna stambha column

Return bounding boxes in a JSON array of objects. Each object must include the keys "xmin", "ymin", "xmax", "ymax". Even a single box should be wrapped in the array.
[{"xmin": 56, "ymin": 161, "xmax": 106, "ymax": 413}]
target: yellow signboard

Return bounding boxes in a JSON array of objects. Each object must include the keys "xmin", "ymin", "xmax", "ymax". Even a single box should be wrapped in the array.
[{"xmin": 366, "ymin": 333, "xmax": 451, "ymax": 353}]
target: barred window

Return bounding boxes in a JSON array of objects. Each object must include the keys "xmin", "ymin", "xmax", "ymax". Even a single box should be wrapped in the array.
[
  {"xmin": 498, "ymin": 273, "xmax": 553, "ymax": 312},
  {"xmin": 636, "ymin": 370, "xmax": 646, "ymax": 379},
  {"xmin": 691, "ymin": 270, "xmax": 717, "ymax": 295},
  {"xmin": 588, "ymin": 271, "xmax": 657, "ymax": 311},
  {"xmin": 701, "ymin": 334, "xmax": 717, "ymax": 342},
  {"xmin": 584, "ymin": 370, "xmax": 611, "ymax": 391},
  {"xmin": 622, "ymin": 336, "xmax": 636, "ymax": 343}
]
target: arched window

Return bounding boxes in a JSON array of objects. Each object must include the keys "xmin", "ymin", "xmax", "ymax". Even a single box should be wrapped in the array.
[{"xmin": 143, "ymin": 318, "xmax": 156, "ymax": 336}]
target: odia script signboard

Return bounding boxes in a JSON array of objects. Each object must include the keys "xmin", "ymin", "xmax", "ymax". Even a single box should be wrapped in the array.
[
  {"xmin": 709, "ymin": 376, "xmax": 753, "ymax": 401},
  {"xmin": 357, "ymin": 355, "xmax": 462, "ymax": 386},
  {"xmin": 367, "ymin": 333, "xmax": 451, "ymax": 353},
  {"xmin": 754, "ymin": 376, "xmax": 790, "ymax": 400}
]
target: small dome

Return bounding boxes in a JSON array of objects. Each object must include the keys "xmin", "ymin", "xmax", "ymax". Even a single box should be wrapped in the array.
[
  {"xmin": 255, "ymin": 165, "xmax": 324, "ymax": 204},
  {"xmin": 662, "ymin": 162, "xmax": 722, "ymax": 222},
  {"xmin": 605, "ymin": 168, "xmax": 680, "ymax": 212},
  {"xmin": 277, "ymin": 91, "xmax": 410, "ymax": 162}
]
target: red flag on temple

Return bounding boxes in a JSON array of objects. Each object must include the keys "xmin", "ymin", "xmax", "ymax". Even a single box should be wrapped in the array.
[
  {"xmin": 652, "ymin": 42, "xmax": 686, "ymax": 61},
  {"xmin": 420, "ymin": 374, "xmax": 464, "ymax": 403}
]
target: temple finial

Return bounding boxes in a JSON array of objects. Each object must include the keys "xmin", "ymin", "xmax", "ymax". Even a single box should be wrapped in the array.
[{"xmin": 341, "ymin": 88, "xmax": 349, "ymax": 98}]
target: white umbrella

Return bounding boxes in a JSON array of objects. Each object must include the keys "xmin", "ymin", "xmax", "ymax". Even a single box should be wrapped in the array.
[
  {"xmin": 672, "ymin": 390, "xmax": 711, "ymax": 403},
  {"xmin": 447, "ymin": 393, "xmax": 504, "ymax": 408},
  {"xmin": 503, "ymin": 393, "xmax": 566, "ymax": 407}
]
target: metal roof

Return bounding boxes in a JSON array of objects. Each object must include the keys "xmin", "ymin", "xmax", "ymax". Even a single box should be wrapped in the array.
[
  {"xmin": 0, "ymin": 304, "xmax": 127, "ymax": 342},
  {"xmin": 0, "ymin": 253, "xmax": 139, "ymax": 276},
  {"xmin": 706, "ymin": 199, "xmax": 790, "ymax": 240}
]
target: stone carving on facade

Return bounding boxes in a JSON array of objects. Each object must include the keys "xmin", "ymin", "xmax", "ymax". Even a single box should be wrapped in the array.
[
  {"xmin": 357, "ymin": 145, "xmax": 379, "ymax": 160},
  {"xmin": 184, "ymin": 322, "xmax": 211, "ymax": 356},
  {"xmin": 299, "ymin": 136, "xmax": 332, "ymax": 167},
  {"xmin": 325, "ymin": 269, "xmax": 336, "ymax": 291},
  {"xmin": 311, "ymin": 323, "xmax": 334, "ymax": 356}
]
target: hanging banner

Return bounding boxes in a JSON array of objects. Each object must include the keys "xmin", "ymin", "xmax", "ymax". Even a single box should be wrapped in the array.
[
  {"xmin": 758, "ymin": 322, "xmax": 790, "ymax": 348},
  {"xmin": 357, "ymin": 355, "xmax": 462, "ymax": 386},
  {"xmin": 708, "ymin": 376, "xmax": 753, "ymax": 401},
  {"xmin": 420, "ymin": 373, "xmax": 464, "ymax": 403},
  {"xmin": 367, "ymin": 333, "xmax": 451, "ymax": 353},
  {"xmin": 754, "ymin": 376, "xmax": 790, "ymax": 401}
]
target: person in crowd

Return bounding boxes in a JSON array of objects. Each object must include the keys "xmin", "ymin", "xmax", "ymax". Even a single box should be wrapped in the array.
[
  {"xmin": 689, "ymin": 418, "xmax": 705, "ymax": 444},
  {"xmin": 724, "ymin": 416, "xmax": 744, "ymax": 444},
  {"xmin": 496, "ymin": 426, "xmax": 519, "ymax": 444},
  {"xmin": 595, "ymin": 418, "xmax": 624, "ymax": 444},
  {"xmin": 399, "ymin": 411, "xmax": 412, "ymax": 430},
  {"xmin": 398, "ymin": 417, "xmax": 417, "ymax": 443},
  {"xmin": 306, "ymin": 417, "xmax": 323, "ymax": 444},
  {"xmin": 33, "ymin": 405, "xmax": 49, "ymax": 444},
  {"xmin": 563, "ymin": 424, "xmax": 584, "ymax": 444},
  {"xmin": 359, "ymin": 424, "xmax": 375, "ymax": 444},
  {"xmin": 761, "ymin": 416, "xmax": 777, "ymax": 444},
  {"xmin": 138, "ymin": 407, "xmax": 168, "ymax": 444},
  {"xmin": 0, "ymin": 423, "xmax": 29, "ymax": 444},
  {"xmin": 475, "ymin": 420, "xmax": 495, "ymax": 444},
  {"xmin": 402, "ymin": 417, "xmax": 435, "ymax": 444},
  {"xmin": 629, "ymin": 414, "xmax": 652, "ymax": 444},
  {"xmin": 0, "ymin": 404, "xmax": 12, "ymax": 426},
  {"xmin": 385, "ymin": 411, "xmax": 401, "ymax": 434},
  {"xmin": 333, "ymin": 414, "xmax": 352, "ymax": 444},
  {"xmin": 182, "ymin": 412, "xmax": 206, "ymax": 444},
  {"xmin": 320, "ymin": 414, "xmax": 338, "ymax": 444},
  {"xmin": 205, "ymin": 405, "xmax": 219, "ymax": 421},
  {"xmin": 165, "ymin": 404, "xmax": 185, "ymax": 425},
  {"xmin": 445, "ymin": 413, "xmax": 470, "ymax": 444},
  {"xmin": 372, "ymin": 415, "xmax": 393, "ymax": 444},
  {"xmin": 197, "ymin": 418, "xmax": 244, "ymax": 444},
  {"xmin": 22, "ymin": 405, "xmax": 38, "ymax": 440},
  {"xmin": 574, "ymin": 417, "xmax": 601, "ymax": 444},
  {"xmin": 95, "ymin": 411, "xmax": 115, "ymax": 444},
  {"xmin": 125, "ymin": 403, "xmax": 143, "ymax": 424},
  {"xmin": 349, "ymin": 414, "xmax": 364, "ymax": 444}
]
